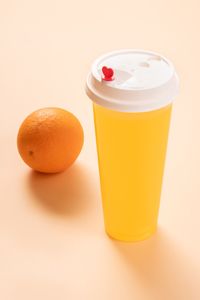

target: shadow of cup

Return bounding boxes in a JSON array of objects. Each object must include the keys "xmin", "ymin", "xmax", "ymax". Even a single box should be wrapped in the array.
[
  {"xmin": 28, "ymin": 163, "xmax": 98, "ymax": 217},
  {"xmin": 110, "ymin": 228, "xmax": 199, "ymax": 300}
]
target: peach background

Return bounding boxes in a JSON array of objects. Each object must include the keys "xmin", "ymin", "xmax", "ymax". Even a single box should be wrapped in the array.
[{"xmin": 0, "ymin": 0, "xmax": 200, "ymax": 299}]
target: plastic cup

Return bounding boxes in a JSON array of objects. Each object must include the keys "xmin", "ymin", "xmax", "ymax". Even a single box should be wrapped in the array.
[{"xmin": 86, "ymin": 50, "xmax": 179, "ymax": 242}]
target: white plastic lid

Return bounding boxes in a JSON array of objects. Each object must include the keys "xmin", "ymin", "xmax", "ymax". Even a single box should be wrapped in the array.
[{"xmin": 86, "ymin": 49, "xmax": 179, "ymax": 112}]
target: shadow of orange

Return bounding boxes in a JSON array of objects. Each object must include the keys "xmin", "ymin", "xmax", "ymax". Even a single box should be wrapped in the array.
[
  {"xmin": 28, "ymin": 163, "xmax": 98, "ymax": 217},
  {"xmin": 110, "ymin": 228, "xmax": 199, "ymax": 300}
]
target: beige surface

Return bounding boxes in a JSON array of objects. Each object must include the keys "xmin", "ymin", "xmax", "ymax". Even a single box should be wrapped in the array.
[{"xmin": 0, "ymin": 1, "xmax": 200, "ymax": 299}]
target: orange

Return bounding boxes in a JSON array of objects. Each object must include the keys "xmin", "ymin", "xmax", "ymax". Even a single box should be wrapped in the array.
[{"xmin": 17, "ymin": 107, "xmax": 84, "ymax": 173}]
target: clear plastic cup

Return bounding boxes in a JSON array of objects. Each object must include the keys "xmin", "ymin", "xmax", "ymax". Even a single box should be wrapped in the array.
[{"xmin": 86, "ymin": 50, "xmax": 179, "ymax": 242}]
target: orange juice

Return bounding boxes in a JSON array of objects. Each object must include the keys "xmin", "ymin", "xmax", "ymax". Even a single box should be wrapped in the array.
[
  {"xmin": 86, "ymin": 49, "xmax": 179, "ymax": 241},
  {"xmin": 93, "ymin": 103, "xmax": 172, "ymax": 241}
]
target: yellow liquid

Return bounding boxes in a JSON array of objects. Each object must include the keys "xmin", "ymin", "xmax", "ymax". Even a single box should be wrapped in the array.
[{"xmin": 93, "ymin": 103, "xmax": 172, "ymax": 242}]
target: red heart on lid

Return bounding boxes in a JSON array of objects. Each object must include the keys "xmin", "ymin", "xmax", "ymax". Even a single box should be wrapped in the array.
[{"xmin": 102, "ymin": 66, "xmax": 114, "ymax": 81}]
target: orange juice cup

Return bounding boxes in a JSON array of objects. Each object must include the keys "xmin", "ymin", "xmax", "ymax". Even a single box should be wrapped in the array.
[{"xmin": 86, "ymin": 50, "xmax": 179, "ymax": 242}]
